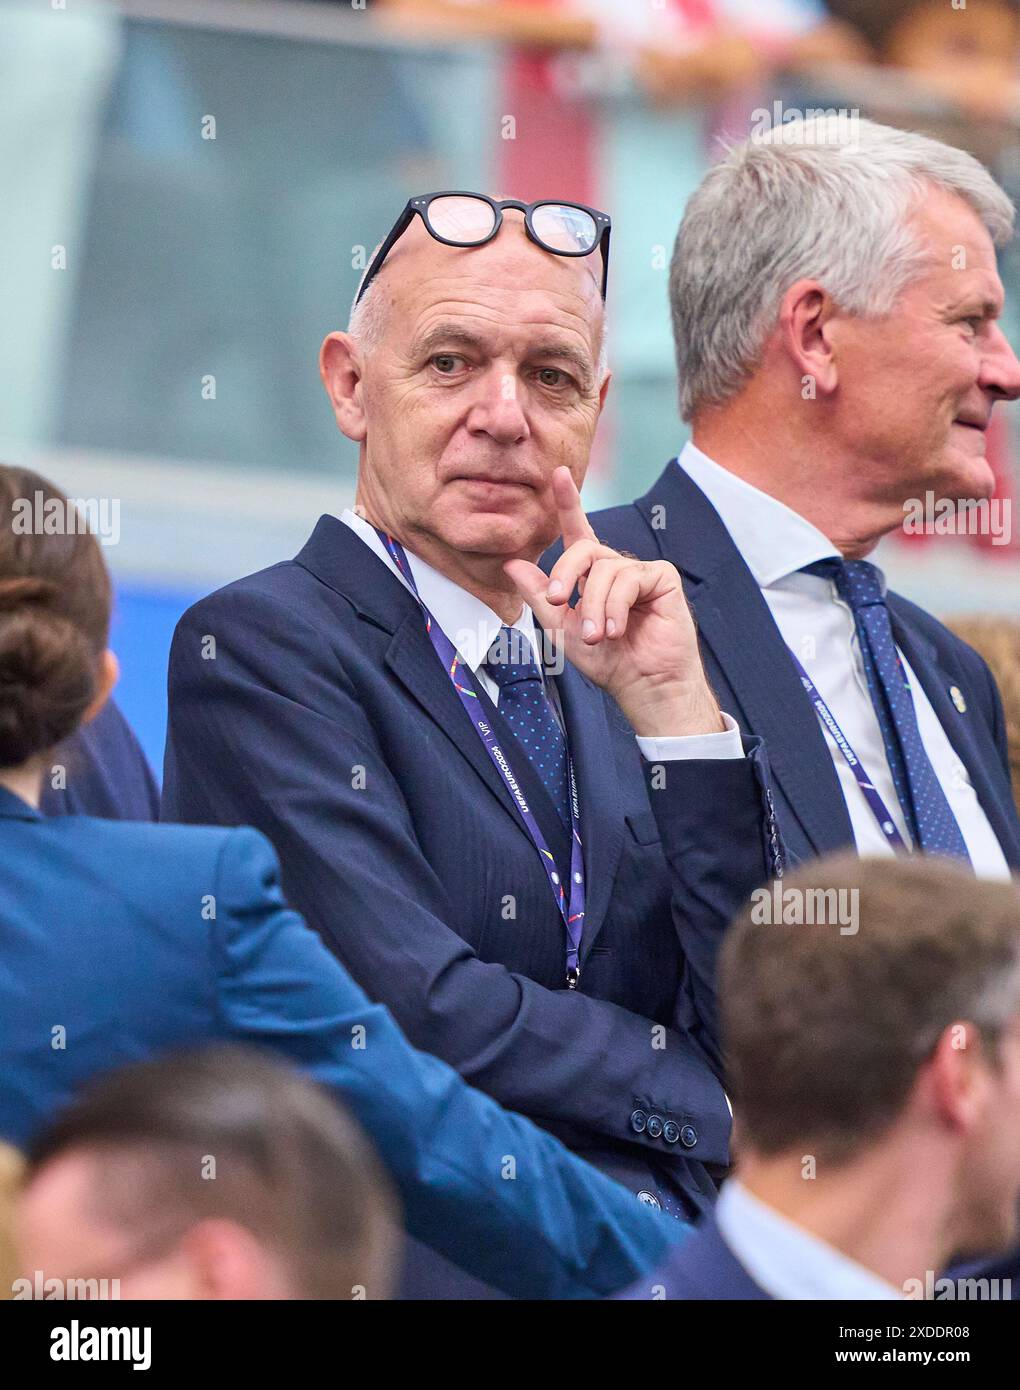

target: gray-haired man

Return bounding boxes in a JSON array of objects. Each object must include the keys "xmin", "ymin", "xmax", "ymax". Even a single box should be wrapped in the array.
[{"xmin": 583, "ymin": 116, "xmax": 1020, "ymax": 879}]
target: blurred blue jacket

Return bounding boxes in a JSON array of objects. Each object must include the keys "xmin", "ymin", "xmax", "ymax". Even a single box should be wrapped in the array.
[{"xmin": 0, "ymin": 784, "xmax": 685, "ymax": 1300}]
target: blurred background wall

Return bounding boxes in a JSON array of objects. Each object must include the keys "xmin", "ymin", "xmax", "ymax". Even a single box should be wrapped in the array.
[{"xmin": 2, "ymin": 0, "xmax": 1020, "ymax": 773}]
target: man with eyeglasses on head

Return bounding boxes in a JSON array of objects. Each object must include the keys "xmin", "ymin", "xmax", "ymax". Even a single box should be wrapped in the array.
[{"xmin": 163, "ymin": 190, "xmax": 782, "ymax": 1297}]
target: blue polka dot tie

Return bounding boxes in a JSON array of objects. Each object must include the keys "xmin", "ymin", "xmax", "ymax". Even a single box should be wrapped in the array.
[
  {"xmin": 485, "ymin": 625, "xmax": 571, "ymax": 827},
  {"xmin": 803, "ymin": 559, "xmax": 971, "ymax": 864}
]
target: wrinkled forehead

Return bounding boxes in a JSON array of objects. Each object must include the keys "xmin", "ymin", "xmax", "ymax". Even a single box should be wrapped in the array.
[{"xmin": 375, "ymin": 208, "xmax": 604, "ymax": 343}]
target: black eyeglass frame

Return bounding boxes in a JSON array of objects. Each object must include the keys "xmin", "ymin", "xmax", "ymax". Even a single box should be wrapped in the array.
[{"xmin": 354, "ymin": 191, "xmax": 612, "ymax": 305}]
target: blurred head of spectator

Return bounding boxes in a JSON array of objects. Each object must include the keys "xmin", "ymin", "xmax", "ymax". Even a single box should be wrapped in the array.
[
  {"xmin": 826, "ymin": 0, "xmax": 1020, "ymax": 120},
  {"xmin": 946, "ymin": 615, "xmax": 1020, "ymax": 812},
  {"xmin": 14, "ymin": 1047, "xmax": 400, "ymax": 1300},
  {"xmin": 0, "ymin": 1143, "xmax": 24, "ymax": 1300},
  {"xmin": 671, "ymin": 117, "xmax": 1020, "ymax": 555},
  {"xmin": 0, "ymin": 464, "xmax": 118, "ymax": 797},
  {"xmin": 722, "ymin": 853, "xmax": 1020, "ymax": 1274}
]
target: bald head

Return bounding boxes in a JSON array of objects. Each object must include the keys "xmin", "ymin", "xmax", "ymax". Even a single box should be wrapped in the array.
[
  {"xmin": 321, "ymin": 201, "xmax": 612, "ymax": 600},
  {"xmin": 350, "ymin": 208, "xmax": 606, "ymax": 368}
]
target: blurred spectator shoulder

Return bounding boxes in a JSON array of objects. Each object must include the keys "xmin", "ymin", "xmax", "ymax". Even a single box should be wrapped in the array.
[
  {"xmin": 0, "ymin": 1143, "xmax": 24, "ymax": 1301},
  {"xmin": 945, "ymin": 615, "xmax": 1020, "ymax": 814}
]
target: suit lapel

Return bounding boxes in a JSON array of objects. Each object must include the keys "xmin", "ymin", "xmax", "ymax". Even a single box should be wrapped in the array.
[
  {"xmin": 383, "ymin": 614, "xmax": 542, "ymax": 837},
  {"xmin": 636, "ymin": 463, "xmax": 853, "ymax": 859},
  {"xmin": 296, "ymin": 516, "xmax": 536, "ymax": 839},
  {"xmin": 555, "ymin": 660, "xmax": 625, "ymax": 962},
  {"xmin": 891, "ymin": 607, "xmax": 1020, "ymax": 869},
  {"xmin": 384, "ymin": 583, "xmax": 603, "ymax": 904}
]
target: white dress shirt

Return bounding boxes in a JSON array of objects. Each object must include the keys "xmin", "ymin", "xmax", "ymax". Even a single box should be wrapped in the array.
[
  {"xmin": 679, "ymin": 444, "xmax": 1010, "ymax": 879},
  {"xmin": 341, "ymin": 508, "xmax": 743, "ymax": 762},
  {"xmin": 716, "ymin": 1179, "xmax": 903, "ymax": 1300}
]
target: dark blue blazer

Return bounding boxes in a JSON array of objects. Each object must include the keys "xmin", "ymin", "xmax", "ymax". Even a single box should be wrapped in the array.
[
  {"xmin": 619, "ymin": 1212, "xmax": 769, "ymax": 1300},
  {"xmin": 621, "ymin": 1208, "xmax": 1019, "ymax": 1300},
  {"xmin": 163, "ymin": 514, "xmax": 780, "ymax": 1217},
  {"xmin": 40, "ymin": 699, "xmax": 159, "ymax": 821},
  {"xmin": 0, "ymin": 785, "xmax": 689, "ymax": 1300},
  {"xmin": 585, "ymin": 461, "xmax": 1020, "ymax": 871}
]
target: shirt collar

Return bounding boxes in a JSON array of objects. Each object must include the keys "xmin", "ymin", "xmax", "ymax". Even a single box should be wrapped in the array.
[
  {"xmin": 716, "ymin": 1179, "xmax": 903, "ymax": 1301},
  {"xmin": 678, "ymin": 441, "xmax": 846, "ymax": 588},
  {"xmin": 340, "ymin": 509, "xmax": 541, "ymax": 673}
]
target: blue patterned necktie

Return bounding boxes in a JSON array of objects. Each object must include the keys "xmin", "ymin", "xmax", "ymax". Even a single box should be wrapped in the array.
[
  {"xmin": 485, "ymin": 625, "xmax": 571, "ymax": 826},
  {"xmin": 803, "ymin": 559, "xmax": 971, "ymax": 864}
]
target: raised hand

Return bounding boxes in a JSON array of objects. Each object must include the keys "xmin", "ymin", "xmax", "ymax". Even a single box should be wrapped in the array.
[{"xmin": 505, "ymin": 467, "xmax": 723, "ymax": 738}]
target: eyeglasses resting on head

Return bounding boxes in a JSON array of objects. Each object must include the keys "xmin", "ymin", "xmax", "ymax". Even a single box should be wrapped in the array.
[{"xmin": 354, "ymin": 192, "xmax": 612, "ymax": 306}]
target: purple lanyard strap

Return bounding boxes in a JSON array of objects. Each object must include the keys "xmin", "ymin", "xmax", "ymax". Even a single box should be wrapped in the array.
[
  {"xmin": 377, "ymin": 530, "xmax": 587, "ymax": 987},
  {"xmin": 788, "ymin": 649, "xmax": 909, "ymax": 853}
]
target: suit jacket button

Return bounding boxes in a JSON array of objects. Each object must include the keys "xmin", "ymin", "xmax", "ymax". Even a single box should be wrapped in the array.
[
  {"xmin": 630, "ymin": 1108, "xmax": 648, "ymax": 1134},
  {"xmin": 646, "ymin": 1114, "xmax": 664, "ymax": 1139},
  {"xmin": 679, "ymin": 1124, "xmax": 698, "ymax": 1148},
  {"xmin": 637, "ymin": 1190, "xmax": 661, "ymax": 1209},
  {"xmin": 662, "ymin": 1120, "xmax": 680, "ymax": 1145}
]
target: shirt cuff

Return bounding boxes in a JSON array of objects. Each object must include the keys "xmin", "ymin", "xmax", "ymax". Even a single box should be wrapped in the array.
[{"xmin": 635, "ymin": 712, "xmax": 744, "ymax": 763}]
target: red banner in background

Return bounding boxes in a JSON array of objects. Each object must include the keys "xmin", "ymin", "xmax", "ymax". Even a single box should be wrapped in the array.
[
  {"xmin": 972, "ymin": 413, "xmax": 1017, "ymax": 554},
  {"xmin": 494, "ymin": 0, "xmax": 611, "ymax": 481},
  {"xmin": 495, "ymin": 1, "xmax": 596, "ymax": 204}
]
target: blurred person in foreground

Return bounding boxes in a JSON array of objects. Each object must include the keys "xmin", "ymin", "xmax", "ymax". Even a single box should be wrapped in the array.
[
  {"xmin": 14, "ymin": 1048, "xmax": 399, "ymax": 1301},
  {"xmin": 625, "ymin": 853, "xmax": 1020, "ymax": 1299},
  {"xmin": 589, "ymin": 117, "xmax": 1020, "ymax": 878},
  {"xmin": 0, "ymin": 463, "xmax": 691, "ymax": 1301},
  {"xmin": 947, "ymin": 615, "xmax": 1020, "ymax": 815},
  {"xmin": 0, "ymin": 1143, "xmax": 22, "ymax": 1301}
]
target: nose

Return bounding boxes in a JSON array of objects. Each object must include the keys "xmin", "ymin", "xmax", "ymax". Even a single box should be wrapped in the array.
[
  {"xmin": 980, "ymin": 323, "xmax": 1020, "ymax": 402},
  {"xmin": 463, "ymin": 366, "xmax": 530, "ymax": 446}
]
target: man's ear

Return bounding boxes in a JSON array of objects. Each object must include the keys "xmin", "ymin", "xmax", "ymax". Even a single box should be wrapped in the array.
[
  {"xmin": 82, "ymin": 649, "xmax": 119, "ymax": 726},
  {"xmin": 597, "ymin": 369, "xmax": 612, "ymax": 414},
  {"xmin": 777, "ymin": 279, "xmax": 838, "ymax": 397},
  {"xmin": 927, "ymin": 1021, "xmax": 996, "ymax": 1136},
  {"xmin": 181, "ymin": 1219, "xmax": 289, "ymax": 1300},
  {"xmin": 319, "ymin": 332, "xmax": 368, "ymax": 443}
]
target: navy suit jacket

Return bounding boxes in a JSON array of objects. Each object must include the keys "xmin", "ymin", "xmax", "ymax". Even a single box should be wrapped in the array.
[
  {"xmin": 620, "ymin": 1207, "xmax": 1020, "ymax": 1300},
  {"xmin": 585, "ymin": 461, "xmax": 1020, "ymax": 871},
  {"xmin": 163, "ymin": 514, "xmax": 780, "ymax": 1216},
  {"xmin": 619, "ymin": 1212, "xmax": 770, "ymax": 1300},
  {"xmin": 40, "ymin": 699, "xmax": 159, "ymax": 821},
  {"xmin": 0, "ymin": 785, "xmax": 691, "ymax": 1300}
]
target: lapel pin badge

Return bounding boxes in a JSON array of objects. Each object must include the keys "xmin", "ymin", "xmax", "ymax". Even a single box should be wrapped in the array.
[{"xmin": 949, "ymin": 685, "xmax": 967, "ymax": 714}]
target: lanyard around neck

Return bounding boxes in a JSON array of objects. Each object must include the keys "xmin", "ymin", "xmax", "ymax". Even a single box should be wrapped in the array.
[
  {"xmin": 375, "ymin": 529, "xmax": 587, "ymax": 988},
  {"xmin": 787, "ymin": 648, "xmax": 909, "ymax": 853}
]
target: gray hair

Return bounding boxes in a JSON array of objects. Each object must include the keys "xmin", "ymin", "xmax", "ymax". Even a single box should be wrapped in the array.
[{"xmin": 670, "ymin": 116, "xmax": 1016, "ymax": 421}]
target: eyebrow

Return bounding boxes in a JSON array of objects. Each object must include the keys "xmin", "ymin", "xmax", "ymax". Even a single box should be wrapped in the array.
[
  {"xmin": 948, "ymin": 297, "xmax": 1003, "ymax": 320},
  {"xmin": 410, "ymin": 322, "xmax": 596, "ymax": 389}
]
